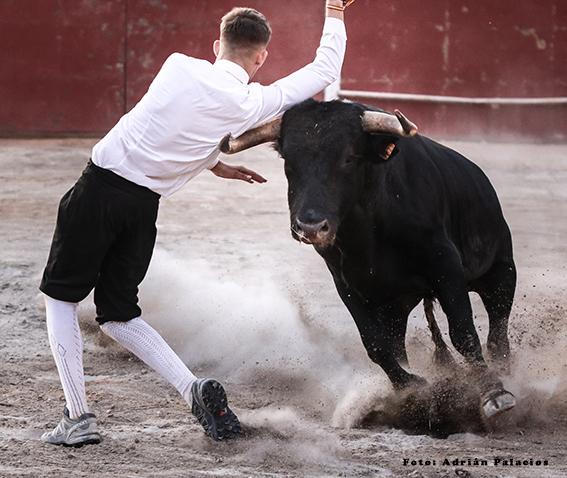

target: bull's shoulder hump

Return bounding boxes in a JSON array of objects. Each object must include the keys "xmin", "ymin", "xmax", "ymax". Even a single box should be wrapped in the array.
[{"xmin": 400, "ymin": 135, "xmax": 488, "ymax": 177}]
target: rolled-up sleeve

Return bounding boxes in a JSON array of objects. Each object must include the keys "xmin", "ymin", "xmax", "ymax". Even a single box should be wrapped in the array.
[{"xmin": 252, "ymin": 17, "xmax": 347, "ymax": 125}]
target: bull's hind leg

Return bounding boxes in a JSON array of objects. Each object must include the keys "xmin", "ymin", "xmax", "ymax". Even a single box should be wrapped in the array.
[
  {"xmin": 423, "ymin": 298, "xmax": 456, "ymax": 369},
  {"xmin": 474, "ymin": 261, "xmax": 516, "ymax": 368}
]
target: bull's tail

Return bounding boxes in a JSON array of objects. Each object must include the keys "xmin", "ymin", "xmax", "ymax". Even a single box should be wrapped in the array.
[{"xmin": 423, "ymin": 298, "xmax": 456, "ymax": 368}]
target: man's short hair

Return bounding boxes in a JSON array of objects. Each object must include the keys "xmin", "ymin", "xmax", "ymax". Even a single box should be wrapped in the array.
[{"xmin": 220, "ymin": 7, "xmax": 272, "ymax": 50}]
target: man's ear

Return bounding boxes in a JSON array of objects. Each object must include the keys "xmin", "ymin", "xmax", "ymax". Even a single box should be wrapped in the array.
[
  {"xmin": 213, "ymin": 40, "xmax": 221, "ymax": 58},
  {"xmin": 256, "ymin": 49, "xmax": 268, "ymax": 67}
]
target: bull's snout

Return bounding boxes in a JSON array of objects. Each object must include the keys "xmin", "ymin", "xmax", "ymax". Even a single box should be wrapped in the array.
[
  {"xmin": 297, "ymin": 218, "xmax": 330, "ymax": 236},
  {"xmin": 294, "ymin": 211, "xmax": 335, "ymax": 246}
]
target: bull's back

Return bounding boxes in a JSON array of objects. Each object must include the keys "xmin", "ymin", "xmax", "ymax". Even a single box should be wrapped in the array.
[{"xmin": 388, "ymin": 135, "xmax": 513, "ymax": 279}]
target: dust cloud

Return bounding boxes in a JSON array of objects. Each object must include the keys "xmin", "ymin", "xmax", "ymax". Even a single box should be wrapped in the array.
[
  {"xmin": 107, "ymin": 248, "xmax": 567, "ymax": 439},
  {"xmin": 135, "ymin": 249, "xmax": 375, "ymax": 410}
]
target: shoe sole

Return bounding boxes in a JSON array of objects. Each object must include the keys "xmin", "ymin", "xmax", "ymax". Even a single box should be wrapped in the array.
[
  {"xmin": 64, "ymin": 435, "xmax": 102, "ymax": 448},
  {"xmin": 42, "ymin": 433, "xmax": 102, "ymax": 448},
  {"xmin": 192, "ymin": 379, "xmax": 241, "ymax": 441}
]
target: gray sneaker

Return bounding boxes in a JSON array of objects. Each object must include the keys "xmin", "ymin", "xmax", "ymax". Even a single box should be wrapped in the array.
[{"xmin": 41, "ymin": 408, "xmax": 101, "ymax": 447}]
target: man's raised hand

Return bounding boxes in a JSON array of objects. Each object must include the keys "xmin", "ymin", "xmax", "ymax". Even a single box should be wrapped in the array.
[{"xmin": 326, "ymin": 0, "xmax": 357, "ymax": 11}]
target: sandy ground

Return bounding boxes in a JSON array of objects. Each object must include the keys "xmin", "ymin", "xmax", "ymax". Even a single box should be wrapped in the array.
[{"xmin": 1, "ymin": 137, "xmax": 566, "ymax": 478}]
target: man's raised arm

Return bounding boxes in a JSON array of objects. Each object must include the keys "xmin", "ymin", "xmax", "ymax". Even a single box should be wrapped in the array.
[{"xmin": 253, "ymin": 0, "xmax": 350, "ymax": 124}]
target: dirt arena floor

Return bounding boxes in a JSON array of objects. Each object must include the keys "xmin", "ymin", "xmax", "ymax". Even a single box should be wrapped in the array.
[{"xmin": 1, "ymin": 138, "xmax": 566, "ymax": 477}]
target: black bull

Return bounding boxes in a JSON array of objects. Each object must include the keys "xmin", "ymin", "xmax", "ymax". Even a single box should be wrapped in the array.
[{"xmin": 223, "ymin": 99, "xmax": 517, "ymax": 419}]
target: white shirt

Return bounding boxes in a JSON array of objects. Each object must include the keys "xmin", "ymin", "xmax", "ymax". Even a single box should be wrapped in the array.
[{"xmin": 92, "ymin": 18, "xmax": 347, "ymax": 197}]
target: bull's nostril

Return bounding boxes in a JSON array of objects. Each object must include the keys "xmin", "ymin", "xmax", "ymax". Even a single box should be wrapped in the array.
[{"xmin": 296, "ymin": 218, "xmax": 331, "ymax": 239}]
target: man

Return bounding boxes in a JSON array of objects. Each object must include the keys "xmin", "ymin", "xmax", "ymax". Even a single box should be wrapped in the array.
[{"xmin": 39, "ymin": 1, "xmax": 353, "ymax": 446}]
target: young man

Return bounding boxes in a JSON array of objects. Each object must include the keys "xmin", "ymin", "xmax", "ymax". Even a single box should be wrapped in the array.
[{"xmin": 39, "ymin": 1, "xmax": 352, "ymax": 446}]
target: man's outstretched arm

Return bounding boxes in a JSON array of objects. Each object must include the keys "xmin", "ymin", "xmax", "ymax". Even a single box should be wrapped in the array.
[{"xmin": 253, "ymin": 0, "xmax": 349, "ymax": 124}]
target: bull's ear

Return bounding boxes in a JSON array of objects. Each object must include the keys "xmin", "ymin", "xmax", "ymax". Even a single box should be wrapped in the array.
[{"xmin": 366, "ymin": 134, "xmax": 400, "ymax": 163}]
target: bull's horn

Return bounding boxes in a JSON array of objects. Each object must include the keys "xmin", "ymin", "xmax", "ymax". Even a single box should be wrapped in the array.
[
  {"xmin": 362, "ymin": 109, "xmax": 418, "ymax": 137},
  {"xmin": 220, "ymin": 118, "xmax": 282, "ymax": 154}
]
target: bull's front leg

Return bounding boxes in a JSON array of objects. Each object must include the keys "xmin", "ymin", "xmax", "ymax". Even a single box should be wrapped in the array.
[
  {"xmin": 426, "ymin": 241, "xmax": 484, "ymax": 365},
  {"xmin": 426, "ymin": 239, "xmax": 516, "ymax": 419},
  {"xmin": 333, "ymin": 281, "xmax": 425, "ymax": 391}
]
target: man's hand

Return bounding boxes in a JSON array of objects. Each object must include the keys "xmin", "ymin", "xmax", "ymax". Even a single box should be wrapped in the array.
[
  {"xmin": 326, "ymin": 0, "xmax": 357, "ymax": 19},
  {"xmin": 210, "ymin": 161, "xmax": 267, "ymax": 184}
]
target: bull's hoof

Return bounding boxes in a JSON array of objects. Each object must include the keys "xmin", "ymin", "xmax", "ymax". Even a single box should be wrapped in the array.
[{"xmin": 480, "ymin": 389, "xmax": 516, "ymax": 420}]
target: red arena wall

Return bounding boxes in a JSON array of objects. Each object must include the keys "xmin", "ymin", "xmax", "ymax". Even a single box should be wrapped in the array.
[{"xmin": 1, "ymin": 0, "xmax": 565, "ymax": 141}]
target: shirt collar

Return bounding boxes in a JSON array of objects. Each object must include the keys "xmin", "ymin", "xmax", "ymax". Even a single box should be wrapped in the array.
[{"xmin": 213, "ymin": 59, "xmax": 250, "ymax": 84}]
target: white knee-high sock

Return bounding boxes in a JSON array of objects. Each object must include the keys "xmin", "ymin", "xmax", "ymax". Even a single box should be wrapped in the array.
[
  {"xmin": 44, "ymin": 296, "xmax": 90, "ymax": 419},
  {"xmin": 100, "ymin": 318, "xmax": 197, "ymax": 404}
]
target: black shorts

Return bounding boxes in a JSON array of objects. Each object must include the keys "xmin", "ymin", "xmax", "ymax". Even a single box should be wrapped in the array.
[{"xmin": 40, "ymin": 160, "xmax": 160, "ymax": 324}]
